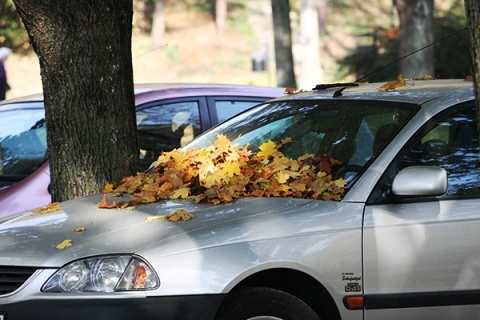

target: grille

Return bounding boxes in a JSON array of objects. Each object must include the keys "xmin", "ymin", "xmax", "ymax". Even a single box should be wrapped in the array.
[{"xmin": 0, "ymin": 266, "xmax": 37, "ymax": 295}]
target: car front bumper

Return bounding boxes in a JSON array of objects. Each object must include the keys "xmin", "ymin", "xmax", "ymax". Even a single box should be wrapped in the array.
[{"xmin": 0, "ymin": 294, "xmax": 226, "ymax": 320}]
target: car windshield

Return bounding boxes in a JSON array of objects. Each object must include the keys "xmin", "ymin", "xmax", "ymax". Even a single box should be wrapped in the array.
[
  {"xmin": 186, "ymin": 99, "xmax": 419, "ymax": 187},
  {"xmin": 0, "ymin": 102, "xmax": 46, "ymax": 184}
]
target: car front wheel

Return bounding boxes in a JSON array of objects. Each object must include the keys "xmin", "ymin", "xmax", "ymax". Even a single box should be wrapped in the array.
[{"xmin": 215, "ymin": 287, "xmax": 321, "ymax": 320}]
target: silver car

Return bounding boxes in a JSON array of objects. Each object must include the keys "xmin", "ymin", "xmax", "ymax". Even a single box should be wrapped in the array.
[{"xmin": 1, "ymin": 79, "xmax": 479, "ymax": 320}]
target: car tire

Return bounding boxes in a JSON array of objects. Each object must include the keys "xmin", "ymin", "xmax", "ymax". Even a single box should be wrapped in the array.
[{"xmin": 215, "ymin": 287, "xmax": 321, "ymax": 320}]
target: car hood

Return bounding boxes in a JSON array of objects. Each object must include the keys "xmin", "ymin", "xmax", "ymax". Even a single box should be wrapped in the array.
[{"xmin": 0, "ymin": 193, "xmax": 347, "ymax": 267}]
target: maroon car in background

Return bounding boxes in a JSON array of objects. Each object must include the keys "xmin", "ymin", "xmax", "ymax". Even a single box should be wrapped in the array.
[{"xmin": 0, "ymin": 84, "xmax": 285, "ymax": 216}]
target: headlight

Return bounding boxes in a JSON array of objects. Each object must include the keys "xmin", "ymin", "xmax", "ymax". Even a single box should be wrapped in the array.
[{"xmin": 42, "ymin": 255, "xmax": 159, "ymax": 293}]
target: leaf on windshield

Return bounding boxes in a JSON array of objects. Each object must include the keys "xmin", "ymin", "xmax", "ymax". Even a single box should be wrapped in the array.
[
  {"xmin": 99, "ymin": 135, "xmax": 346, "ymax": 209},
  {"xmin": 55, "ymin": 239, "xmax": 72, "ymax": 250},
  {"xmin": 378, "ymin": 74, "xmax": 406, "ymax": 91},
  {"xmin": 257, "ymin": 140, "xmax": 277, "ymax": 158},
  {"xmin": 32, "ymin": 202, "xmax": 62, "ymax": 214}
]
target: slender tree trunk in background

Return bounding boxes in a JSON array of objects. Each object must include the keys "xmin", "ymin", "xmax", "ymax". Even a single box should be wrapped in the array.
[
  {"xmin": 300, "ymin": 0, "xmax": 323, "ymax": 89},
  {"xmin": 13, "ymin": 0, "xmax": 138, "ymax": 202},
  {"xmin": 216, "ymin": 0, "xmax": 227, "ymax": 40},
  {"xmin": 271, "ymin": 0, "xmax": 296, "ymax": 88},
  {"xmin": 396, "ymin": 0, "xmax": 434, "ymax": 77},
  {"xmin": 152, "ymin": 0, "xmax": 166, "ymax": 48},
  {"xmin": 317, "ymin": 0, "xmax": 328, "ymax": 34},
  {"xmin": 464, "ymin": 0, "xmax": 480, "ymax": 125}
]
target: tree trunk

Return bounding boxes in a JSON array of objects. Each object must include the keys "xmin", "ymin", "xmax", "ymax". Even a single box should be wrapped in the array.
[
  {"xmin": 299, "ymin": 0, "xmax": 323, "ymax": 89},
  {"xmin": 152, "ymin": 0, "xmax": 166, "ymax": 48},
  {"xmin": 271, "ymin": 0, "xmax": 296, "ymax": 88},
  {"xmin": 216, "ymin": 0, "xmax": 227, "ymax": 40},
  {"xmin": 13, "ymin": 0, "xmax": 138, "ymax": 202},
  {"xmin": 396, "ymin": 0, "xmax": 434, "ymax": 77},
  {"xmin": 464, "ymin": 0, "xmax": 480, "ymax": 121}
]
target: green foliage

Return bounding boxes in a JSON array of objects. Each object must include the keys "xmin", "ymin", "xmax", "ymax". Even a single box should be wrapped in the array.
[{"xmin": 0, "ymin": 0, "xmax": 30, "ymax": 53}]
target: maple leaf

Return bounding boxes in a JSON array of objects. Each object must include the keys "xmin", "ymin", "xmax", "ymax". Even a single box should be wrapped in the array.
[
  {"xmin": 222, "ymin": 162, "xmax": 241, "ymax": 177},
  {"xmin": 32, "ymin": 202, "xmax": 62, "ymax": 214},
  {"xmin": 413, "ymin": 74, "xmax": 434, "ymax": 80},
  {"xmin": 257, "ymin": 140, "xmax": 277, "ymax": 158},
  {"xmin": 56, "ymin": 239, "xmax": 72, "ymax": 250},
  {"xmin": 97, "ymin": 195, "xmax": 119, "ymax": 208},
  {"xmin": 74, "ymin": 227, "xmax": 86, "ymax": 233},
  {"xmin": 164, "ymin": 209, "xmax": 194, "ymax": 221},
  {"xmin": 102, "ymin": 183, "xmax": 114, "ymax": 194},
  {"xmin": 172, "ymin": 187, "xmax": 190, "ymax": 199},
  {"xmin": 378, "ymin": 74, "xmax": 406, "ymax": 91}
]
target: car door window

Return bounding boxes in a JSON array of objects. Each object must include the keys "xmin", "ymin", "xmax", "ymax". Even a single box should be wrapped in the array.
[
  {"xmin": 399, "ymin": 104, "xmax": 480, "ymax": 197},
  {"xmin": 213, "ymin": 100, "xmax": 264, "ymax": 123},
  {"xmin": 136, "ymin": 101, "xmax": 201, "ymax": 170}
]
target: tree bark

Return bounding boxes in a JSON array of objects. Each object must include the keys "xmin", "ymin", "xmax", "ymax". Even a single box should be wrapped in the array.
[
  {"xmin": 13, "ymin": 0, "xmax": 138, "ymax": 202},
  {"xmin": 396, "ymin": 0, "xmax": 434, "ymax": 77},
  {"xmin": 271, "ymin": 0, "xmax": 296, "ymax": 88},
  {"xmin": 464, "ymin": 0, "xmax": 480, "ymax": 118}
]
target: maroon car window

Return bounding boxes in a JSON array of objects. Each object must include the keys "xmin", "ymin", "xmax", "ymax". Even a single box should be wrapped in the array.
[
  {"xmin": 214, "ymin": 100, "xmax": 262, "ymax": 123},
  {"xmin": 0, "ymin": 105, "xmax": 46, "ymax": 184},
  {"xmin": 136, "ymin": 101, "xmax": 202, "ymax": 170}
]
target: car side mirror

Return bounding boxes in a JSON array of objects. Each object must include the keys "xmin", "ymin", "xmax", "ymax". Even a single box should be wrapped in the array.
[{"xmin": 392, "ymin": 166, "xmax": 447, "ymax": 196}]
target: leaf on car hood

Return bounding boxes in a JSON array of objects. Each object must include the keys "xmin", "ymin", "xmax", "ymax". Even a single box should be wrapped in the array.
[
  {"xmin": 145, "ymin": 209, "xmax": 194, "ymax": 222},
  {"xmin": 55, "ymin": 239, "xmax": 73, "ymax": 250},
  {"xmin": 32, "ymin": 202, "xmax": 62, "ymax": 214}
]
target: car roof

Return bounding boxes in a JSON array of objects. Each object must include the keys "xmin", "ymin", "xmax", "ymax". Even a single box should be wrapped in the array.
[
  {"xmin": 0, "ymin": 83, "xmax": 286, "ymax": 107},
  {"xmin": 275, "ymin": 79, "xmax": 474, "ymax": 106}
]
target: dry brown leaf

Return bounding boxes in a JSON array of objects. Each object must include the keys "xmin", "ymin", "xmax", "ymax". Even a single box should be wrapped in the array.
[
  {"xmin": 32, "ymin": 202, "xmax": 62, "ymax": 214},
  {"xmin": 378, "ymin": 74, "xmax": 406, "ymax": 91}
]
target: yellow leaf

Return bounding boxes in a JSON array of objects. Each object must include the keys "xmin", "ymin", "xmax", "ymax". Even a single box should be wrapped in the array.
[
  {"xmin": 276, "ymin": 171, "xmax": 290, "ymax": 183},
  {"xmin": 145, "ymin": 216, "xmax": 164, "ymax": 222},
  {"xmin": 74, "ymin": 227, "xmax": 86, "ymax": 233},
  {"xmin": 32, "ymin": 202, "xmax": 62, "ymax": 214},
  {"xmin": 172, "ymin": 187, "xmax": 190, "ymax": 199},
  {"xmin": 102, "ymin": 183, "xmax": 114, "ymax": 194},
  {"xmin": 257, "ymin": 140, "xmax": 277, "ymax": 158},
  {"xmin": 334, "ymin": 178, "xmax": 347, "ymax": 188},
  {"xmin": 56, "ymin": 239, "xmax": 72, "ymax": 250},
  {"xmin": 222, "ymin": 162, "xmax": 241, "ymax": 177}
]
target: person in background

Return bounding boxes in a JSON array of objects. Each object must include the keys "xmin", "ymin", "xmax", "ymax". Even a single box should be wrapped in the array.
[{"xmin": 0, "ymin": 47, "xmax": 12, "ymax": 101}]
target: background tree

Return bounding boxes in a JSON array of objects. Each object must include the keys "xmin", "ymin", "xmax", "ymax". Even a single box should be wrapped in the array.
[
  {"xmin": 299, "ymin": 0, "xmax": 323, "ymax": 88},
  {"xmin": 152, "ymin": 0, "xmax": 166, "ymax": 48},
  {"xmin": 464, "ymin": 0, "xmax": 480, "ymax": 115},
  {"xmin": 12, "ymin": 0, "xmax": 139, "ymax": 202},
  {"xmin": 396, "ymin": 0, "xmax": 434, "ymax": 77},
  {"xmin": 215, "ymin": 0, "xmax": 227, "ymax": 40},
  {"xmin": 271, "ymin": 0, "xmax": 296, "ymax": 88}
]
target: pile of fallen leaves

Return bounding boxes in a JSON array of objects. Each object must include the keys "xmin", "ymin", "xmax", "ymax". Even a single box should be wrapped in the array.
[{"xmin": 98, "ymin": 135, "xmax": 346, "ymax": 209}]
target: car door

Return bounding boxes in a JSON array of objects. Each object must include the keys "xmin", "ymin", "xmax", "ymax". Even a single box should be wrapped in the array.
[{"xmin": 363, "ymin": 102, "xmax": 480, "ymax": 319}]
